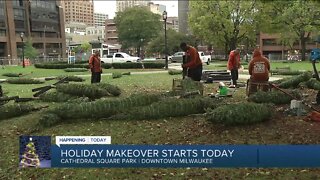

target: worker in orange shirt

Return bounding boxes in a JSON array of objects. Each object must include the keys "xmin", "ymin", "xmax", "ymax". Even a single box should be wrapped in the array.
[
  {"xmin": 89, "ymin": 50, "xmax": 102, "ymax": 84},
  {"xmin": 180, "ymin": 42, "xmax": 203, "ymax": 81},
  {"xmin": 227, "ymin": 48, "xmax": 241, "ymax": 88},
  {"xmin": 248, "ymin": 48, "xmax": 270, "ymax": 93}
]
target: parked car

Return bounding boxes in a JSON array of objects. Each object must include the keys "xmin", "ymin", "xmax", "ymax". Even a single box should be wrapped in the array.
[
  {"xmin": 101, "ymin": 52, "xmax": 140, "ymax": 63},
  {"xmin": 171, "ymin": 52, "xmax": 185, "ymax": 63},
  {"xmin": 170, "ymin": 51, "xmax": 211, "ymax": 65},
  {"xmin": 198, "ymin": 51, "xmax": 211, "ymax": 65}
]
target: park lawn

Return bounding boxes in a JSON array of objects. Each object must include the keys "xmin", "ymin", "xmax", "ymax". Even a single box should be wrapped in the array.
[
  {"xmin": 1, "ymin": 71, "xmax": 320, "ymax": 179},
  {"xmin": 0, "ymin": 65, "xmax": 165, "ymax": 79}
]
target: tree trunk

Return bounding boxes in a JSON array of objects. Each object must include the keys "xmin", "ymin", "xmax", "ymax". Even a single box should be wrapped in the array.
[
  {"xmin": 137, "ymin": 46, "xmax": 141, "ymax": 57},
  {"xmin": 229, "ymin": 38, "xmax": 237, "ymax": 52},
  {"xmin": 224, "ymin": 42, "xmax": 229, "ymax": 60},
  {"xmin": 300, "ymin": 35, "xmax": 307, "ymax": 61}
]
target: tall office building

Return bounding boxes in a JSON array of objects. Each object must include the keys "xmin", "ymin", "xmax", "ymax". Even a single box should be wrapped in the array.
[
  {"xmin": 148, "ymin": 2, "xmax": 166, "ymax": 15},
  {"xmin": 0, "ymin": 0, "xmax": 66, "ymax": 59},
  {"xmin": 178, "ymin": 0, "xmax": 190, "ymax": 35},
  {"xmin": 60, "ymin": 0, "xmax": 94, "ymax": 26},
  {"xmin": 116, "ymin": 0, "xmax": 150, "ymax": 12},
  {"xmin": 94, "ymin": 13, "xmax": 108, "ymax": 27}
]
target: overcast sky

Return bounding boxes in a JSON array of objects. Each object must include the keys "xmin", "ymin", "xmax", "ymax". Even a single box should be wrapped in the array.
[{"xmin": 94, "ymin": 0, "xmax": 178, "ymax": 19}]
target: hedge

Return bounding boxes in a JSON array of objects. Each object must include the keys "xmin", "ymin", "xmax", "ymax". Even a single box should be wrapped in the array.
[
  {"xmin": 6, "ymin": 78, "xmax": 44, "ymax": 84},
  {"xmin": 112, "ymin": 63, "xmax": 143, "ymax": 69},
  {"xmin": 143, "ymin": 62, "xmax": 165, "ymax": 69},
  {"xmin": 34, "ymin": 63, "xmax": 89, "ymax": 69},
  {"xmin": 101, "ymin": 63, "xmax": 112, "ymax": 69},
  {"xmin": 64, "ymin": 68, "xmax": 88, "ymax": 72},
  {"xmin": 206, "ymin": 103, "xmax": 272, "ymax": 125}
]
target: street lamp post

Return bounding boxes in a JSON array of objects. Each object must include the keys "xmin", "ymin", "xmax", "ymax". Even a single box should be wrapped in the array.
[
  {"xmin": 163, "ymin": 11, "xmax": 168, "ymax": 70},
  {"xmin": 20, "ymin": 32, "xmax": 25, "ymax": 68}
]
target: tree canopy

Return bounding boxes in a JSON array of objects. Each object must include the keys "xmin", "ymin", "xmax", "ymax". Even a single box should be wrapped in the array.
[
  {"xmin": 189, "ymin": 0, "xmax": 262, "ymax": 55},
  {"xmin": 261, "ymin": 0, "xmax": 320, "ymax": 60},
  {"xmin": 115, "ymin": 6, "xmax": 162, "ymax": 57},
  {"xmin": 146, "ymin": 29, "xmax": 198, "ymax": 56},
  {"xmin": 24, "ymin": 38, "xmax": 38, "ymax": 59}
]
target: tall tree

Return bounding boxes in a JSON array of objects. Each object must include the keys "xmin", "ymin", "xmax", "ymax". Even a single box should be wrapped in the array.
[
  {"xmin": 189, "ymin": 0, "xmax": 262, "ymax": 57},
  {"xmin": 146, "ymin": 29, "xmax": 198, "ymax": 56},
  {"xmin": 24, "ymin": 38, "xmax": 38, "ymax": 59},
  {"xmin": 262, "ymin": 0, "xmax": 320, "ymax": 61},
  {"xmin": 114, "ymin": 7, "xmax": 162, "ymax": 57}
]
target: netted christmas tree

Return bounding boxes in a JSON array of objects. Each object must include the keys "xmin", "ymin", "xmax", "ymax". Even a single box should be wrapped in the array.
[
  {"xmin": 0, "ymin": 103, "xmax": 39, "ymax": 121},
  {"xmin": 20, "ymin": 137, "xmax": 40, "ymax": 168},
  {"xmin": 248, "ymin": 90, "xmax": 301, "ymax": 105},
  {"xmin": 278, "ymin": 72, "xmax": 312, "ymax": 89},
  {"xmin": 206, "ymin": 103, "xmax": 272, "ymax": 126}
]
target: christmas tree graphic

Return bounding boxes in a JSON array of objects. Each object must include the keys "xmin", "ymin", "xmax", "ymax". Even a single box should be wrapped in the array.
[{"xmin": 20, "ymin": 137, "xmax": 40, "ymax": 168}]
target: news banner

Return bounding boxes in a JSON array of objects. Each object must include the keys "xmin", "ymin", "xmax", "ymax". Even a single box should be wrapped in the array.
[{"xmin": 19, "ymin": 136, "xmax": 320, "ymax": 168}]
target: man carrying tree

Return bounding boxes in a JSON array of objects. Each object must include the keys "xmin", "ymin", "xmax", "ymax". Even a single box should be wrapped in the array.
[
  {"xmin": 180, "ymin": 42, "xmax": 203, "ymax": 81},
  {"xmin": 227, "ymin": 48, "xmax": 241, "ymax": 88},
  {"xmin": 89, "ymin": 50, "xmax": 102, "ymax": 84}
]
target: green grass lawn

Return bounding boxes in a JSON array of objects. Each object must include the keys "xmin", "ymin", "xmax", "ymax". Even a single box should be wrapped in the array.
[{"xmin": 1, "ymin": 67, "xmax": 320, "ymax": 179}]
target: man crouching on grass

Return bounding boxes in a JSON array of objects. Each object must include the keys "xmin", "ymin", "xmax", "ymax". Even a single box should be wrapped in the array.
[
  {"xmin": 89, "ymin": 50, "xmax": 102, "ymax": 84},
  {"xmin": 180, "ymin": 42, "xmax": 203, "ymax": 81}
]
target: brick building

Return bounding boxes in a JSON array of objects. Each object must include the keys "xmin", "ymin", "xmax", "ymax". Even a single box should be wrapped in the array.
[{"xmin": 0, "ymin": 0, "xmax": 66, "ymax": 60}]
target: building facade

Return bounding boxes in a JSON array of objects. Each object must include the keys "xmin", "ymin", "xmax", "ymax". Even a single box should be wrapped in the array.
[
  {"xmin": 0, "ymin": 0, "xmax": 66, "ymax": 60},
  {"xmin": 148, "ymin": 2, "xmax": 166, "ymax": 15},
  {"xmin": 167, "ymin": 17, "xmax": 179, "ymax": 32},
  {"xmin": 259, "ymin": 32, "xmax": 317, "ymax": 60},
  {"xmin": 116, "ymin": 0, "xmax": 150, "ymax": 12},
  {"xmin": 105, "ymin": 19, "xmax": 119, "ymax": 45},
  {"xmin": 94, "ymin": 12, "xmax": 108, "ymax": 27},
  {"xmin": 178, "ymin": 0, "xmax": 190, "ymax": 35},
  {"xmin": 86, "ymin": 26, "xmax": 105, "ymax": 38},
  {"xmin": 60, "ymin": 0, "xmax": 94, "ymax": 26}
]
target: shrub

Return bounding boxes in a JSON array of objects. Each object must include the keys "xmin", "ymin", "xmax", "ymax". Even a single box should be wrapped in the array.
[
  {"xmin": 57, "ymin": 75, "xmax": 85, "ymax": 82},
  {"xmin": 248, "ymin": 90, "xmax": 301, "ymax": 104},
  {"xmin": 279, "ymin": 72, "xmax": 312, "ymax": 88},
  {"xmin": 168, "ymin": 69, "xmax": 182, "ymax": 75},
  {"xmin": 6, "ymin": 78, "xmax": 44, "ymax": 84},
  {"xmin": 112, "ymin": 72, "xmax": 122, "ymax": 79},
  {"xmin": 64, "ymin": 68, "xmax": 88, "ymax": 72},
  {"xmin": 206, "ymin": 103, "xmax": 272, "ymax": 125},
  {"xmin": 2, "ymin": 73, "xmax": 21, "ymax": 77},
  {"xmin": 143, "ymin": 62, "xmax": 165, "ymax": 69}
]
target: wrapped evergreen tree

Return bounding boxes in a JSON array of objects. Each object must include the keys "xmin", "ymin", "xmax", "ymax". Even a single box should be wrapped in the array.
[
  {"xmin": 305, "ymin": 78, "xmax": 320, "ymax": 90},
  {"xmin": 57, "ymin": 75, "xmax": 85, "ymax": 82},
  {"xmin": 206, "ymin": 103, "xmax": 272, "ymax": 125},
  {"xmin": 39, "ymin": 91, "xmax": 88, "ymax": 102},
  {"xmin": 248, "ymin": 90, "xmax": 301, "ymax": 104},
  {"xmin": 109, "ymin": 98, "xmax": 222, "ymax": 120},
  {"xmin": 0, "ymin": 103, "xmax": 37, "ymax": 120},
  {"xmin": 56, "ymin": 83, "xmax": 121, "ymax": 99},
  {"xmin": 39, "ymin": 93, "xmax": 162, "ymax": 127},
  {"xmin": 7, "ymin": 78, "xmax": 44, "ymax": 84},
  {"xmin": 20, "ymin": 138, "xmax": 40, "ymax": 168},
  {"xmin": 279, "ymin": 72, "xmax": 312, "ymax": 88}
]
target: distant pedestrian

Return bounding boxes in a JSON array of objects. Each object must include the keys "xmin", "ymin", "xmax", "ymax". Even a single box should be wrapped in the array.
[
  {"xmin": 180, "ymin": 42, "xmax": 203, "ymax": 81},
  {"xmin": 227, "ymin": 48, "xmax": 241, "ymax": 88},
  {"xmin": 89, "ymin": 50, "xmax": 102, "ymax": 83}
]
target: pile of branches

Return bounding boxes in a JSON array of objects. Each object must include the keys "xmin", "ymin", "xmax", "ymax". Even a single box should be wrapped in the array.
[
  {"xmin": 248, "ymin": 90, "xmax": 301, "ymax": 105},
  {"xmin": 206, "ymin": 103, "xmax": 272, "ymax": 126},
  {"xmin": 39, "ymin": 93, "xmax": 162, "ymax": 127},
  {"xmin": 55, "ymin": 83, "xmax": 121, "ymax": 99}
]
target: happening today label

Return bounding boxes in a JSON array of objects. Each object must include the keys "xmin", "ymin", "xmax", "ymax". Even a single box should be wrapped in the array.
[{"xmin": 55, "ymin": 136, "xmax": 111, "ymax": 147}]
